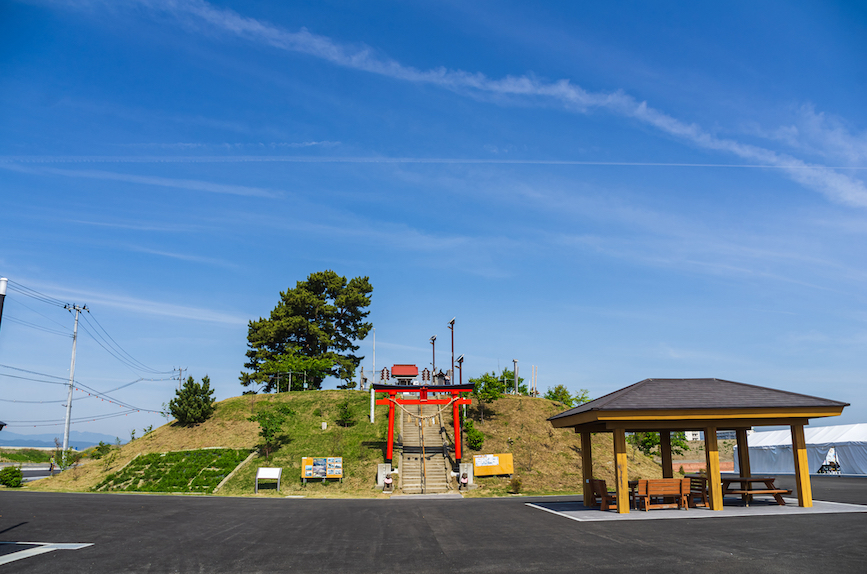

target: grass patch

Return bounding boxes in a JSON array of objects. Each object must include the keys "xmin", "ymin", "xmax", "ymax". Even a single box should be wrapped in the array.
[
  {"xmin": 219, "ymin": 390, "xmax": 394, "ymax": 498},
  {"xmin": 93, "ymin": 449, "xmax": 249, "ymax": 494},
  {"xmin": 0, "ymin": 449, "xmax": 53, "ymax": 463}
]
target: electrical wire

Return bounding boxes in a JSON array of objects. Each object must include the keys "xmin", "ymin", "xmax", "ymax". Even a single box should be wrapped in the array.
[
  {"xmin": 0, "ymin": 372, "xmax": 68, "ymax": 385},
  {"xmin": 6, "ymin": 297, "xmax": 71, "ymax": 330},
  {"xmin": 83, "ymin": 310, "xmax": 172, "ymax": 375},
  {"xmin": 0, "ymin": 363, "xmax": 68, "ymax": 380},
  {"xmin": 2, "ymin": 410, "xmax": 141, "ymax": 427},
  {"xmin": 6, "ymin": 280, "xmax": 68, "ymax": 307},
  {"xmin": 4, "ymin": 315, "xmax": 72, "ymax": 338}
]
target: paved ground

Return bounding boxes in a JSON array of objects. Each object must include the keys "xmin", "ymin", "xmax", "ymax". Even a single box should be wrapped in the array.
[{"xmin": 1, "ymin": 476, "xmax": 866, "ymax": 573}]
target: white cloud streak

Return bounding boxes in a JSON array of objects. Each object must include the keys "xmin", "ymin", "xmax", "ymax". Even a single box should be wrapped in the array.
[
  {"xmin": 102, "ymin": 0, "xmax": 867, "ymax": 208},
  {"xmin": 0, "ymin": 163, "xmax": 281, "ymax": 198}
]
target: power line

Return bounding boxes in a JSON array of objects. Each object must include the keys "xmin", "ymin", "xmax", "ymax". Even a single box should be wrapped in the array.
[
  {"xmin": 84, "ymin": 310, "xmax": 172, "ymax": 374},
  {"xmin": 3, "ymin": 409, "xmax": 141, "ymax": 425},
  {"xmin": 6, "ymin": 280, "xmax": 67, "ymax": 307},
  {"xmin": 4, "ymin": 315, "xmax": 72, "ymax": 338},
  {"xmin": 0, "ymin": 363, "xmax": 69, "ymax": 380},
  {"xmin": 0, "ymin": 371, "xmax": 68, "ymax": 385},
  {"xmin": 7, "ymin": 297, "xmax": 70, "ymax": 330}
]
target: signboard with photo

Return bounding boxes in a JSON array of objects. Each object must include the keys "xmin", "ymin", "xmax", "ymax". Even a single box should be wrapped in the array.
[{"xmin": 301, "ymin": 456, "xmax": 344, "ymax": 481}]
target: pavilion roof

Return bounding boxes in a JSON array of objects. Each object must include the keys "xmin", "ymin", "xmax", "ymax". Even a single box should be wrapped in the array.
[{"xmin": 548, "ymin": 378, "xmax": 848, "ymax": 430}]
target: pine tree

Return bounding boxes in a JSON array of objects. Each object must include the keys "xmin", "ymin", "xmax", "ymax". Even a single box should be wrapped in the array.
[{"xmin": 169, "ymin": 375, "xmax": 216, "ymax": 426}]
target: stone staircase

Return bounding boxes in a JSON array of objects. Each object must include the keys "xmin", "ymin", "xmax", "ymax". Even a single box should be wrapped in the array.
[{"xmin": 399, "ymin": 402, "xmax": 453, "ymax": 494}]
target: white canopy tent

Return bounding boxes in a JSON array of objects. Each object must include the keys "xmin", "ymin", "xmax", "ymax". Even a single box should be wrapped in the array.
[{"xmin": 736, "ymin": 423, "xmax": 867, "ymax": 476}]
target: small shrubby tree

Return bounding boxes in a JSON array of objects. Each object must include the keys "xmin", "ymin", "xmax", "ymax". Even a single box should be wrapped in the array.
[
  {"xmin": 248, "ymin": 404, "xmax": 294, "ymax": 461},
  {"xmin": 628, "ymin": 432, "xmax": 690, "ymax": 457},
  {"xmin": 0, "ymin": 465, "xmax": 24, "ymax": 488},
  {"xmin": 169, "ymin": 375, "xmax": 216, "ymax": 426},
  {"xmin": 469, "ymin": 372, "xmax": 506, "ymax": 422},
  {"xmin": 544, "ymin": 384, "xmax": 590, "ymax": 407}
]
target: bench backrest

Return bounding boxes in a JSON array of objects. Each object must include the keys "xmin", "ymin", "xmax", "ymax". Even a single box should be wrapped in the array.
[
  {"xmin": 637, "ymin": 478, "xmax": 689, "ymax": 496},
  {"xmin": 589, "ymin": 478, "xmax": 613, "ymax": 499}
]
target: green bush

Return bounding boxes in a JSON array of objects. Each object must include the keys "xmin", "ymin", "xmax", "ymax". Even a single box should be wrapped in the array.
[
  {"xmin": 0, "ymin": 465, "xmax": 24, "ymax": 488},
  {"xmin": 90, "ymin": 441, "xmax": 113, "ymax": 460},
  {"xmin": 509, "ymin": 475, "xmax": 522, "ymax": 494},
  {"xmin": 169, "ymin": 376, "xmax": 216, "ymax": 426},
  {"xmin": 465, "ymin": 420, "xmax": 485, "ymax": 451}
]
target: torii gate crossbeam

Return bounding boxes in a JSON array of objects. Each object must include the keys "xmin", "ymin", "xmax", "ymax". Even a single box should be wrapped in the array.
[{"xmin": 373, "ymin": 383, "xmax": 474, "ymax": 466}]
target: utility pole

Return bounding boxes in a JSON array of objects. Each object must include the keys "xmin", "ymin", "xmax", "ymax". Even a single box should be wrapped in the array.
[
  {"xmin": 448, "ymin": 318, "xmax": 455, "ymax": 385},
  {"xmin": 513, "ymin": 359, "xmax": 519, "ymax": 395},
  {"xmin": 62, "ymin": 304, "xmax": 86, "ymax": 464},
  {"xmin": 0, "ymin": 277, "xmax": 7, "ymax": 334},
  {"xmin": 177, "ymin": 367, "xmax": 186, "ymax": 392}
]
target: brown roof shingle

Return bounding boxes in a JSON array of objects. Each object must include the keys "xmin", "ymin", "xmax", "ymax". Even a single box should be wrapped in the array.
[{"xmin": 548, "ymin": 378, "xmax": 849, "ymax": 421}]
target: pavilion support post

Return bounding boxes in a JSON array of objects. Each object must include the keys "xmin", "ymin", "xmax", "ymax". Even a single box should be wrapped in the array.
[
  {"xmin": 659, "ymin": 430, "xmax": 673, "ymax": 478},
  {"xmin": 791, "ymin": 424, "xmax": 813, "ymax": 508},
  {"xmin": 581, "ymin": 431, "xmax": 594, "ymax": 507},
  {"xmin": 735, "ymin": 428, "xmax": 751, "ymax": 478},
  {"xmin": 704, "ymin": 427, "xmax": 723, "ymax": 511},
  {"xmin": 613, "ymin": 428, "xmax": 629, "ymax": 514}
]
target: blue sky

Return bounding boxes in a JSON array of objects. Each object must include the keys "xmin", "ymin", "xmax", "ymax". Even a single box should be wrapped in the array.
[{"xmin": 1, "ymin": 0, "xmax": 866, "ymax": 438}]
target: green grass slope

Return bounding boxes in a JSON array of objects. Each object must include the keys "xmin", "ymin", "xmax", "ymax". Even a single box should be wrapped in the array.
[{"xmin": 27, "ymin": 390, "xmax": 663, "ymax": 498}]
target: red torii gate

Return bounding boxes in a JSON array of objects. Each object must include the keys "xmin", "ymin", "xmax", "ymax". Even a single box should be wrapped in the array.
[{"xmin": 373, "ymin": 382, "xmax": 474, "ymax": 466}]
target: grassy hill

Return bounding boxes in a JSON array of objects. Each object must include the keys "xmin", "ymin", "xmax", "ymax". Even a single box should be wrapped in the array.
[
  {"xmin": 27, "ymin": 390, "xmax": 662, "ymax": 497},
  {"xmin": 460, "ymin": 395, "xmax": 662, "ymax": 496}
]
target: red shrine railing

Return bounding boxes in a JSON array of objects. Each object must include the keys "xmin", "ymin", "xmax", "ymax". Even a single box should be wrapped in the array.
[{"xmin": 373, "ymin": 383, "xmax": 474, "ymax": 465}]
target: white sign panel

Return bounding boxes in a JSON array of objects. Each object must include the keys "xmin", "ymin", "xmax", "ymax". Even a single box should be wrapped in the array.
[
  {"xmin": 474, "ymin": 454, "xmax": 499, "ymax": 467},
  {"xmin": 257, "ymin": 467, "xmax": 282, "ymax": 480}
]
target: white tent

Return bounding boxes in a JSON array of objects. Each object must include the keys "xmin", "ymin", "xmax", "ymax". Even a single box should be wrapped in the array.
[{"xmin": 735, "ymin": 423, "xmax": 867, "ymax": 476}]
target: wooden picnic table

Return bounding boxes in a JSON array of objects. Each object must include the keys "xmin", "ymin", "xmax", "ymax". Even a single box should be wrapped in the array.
[{"xmin": 720, "ymin": 476, "xmax": 791, "ymax": 506}]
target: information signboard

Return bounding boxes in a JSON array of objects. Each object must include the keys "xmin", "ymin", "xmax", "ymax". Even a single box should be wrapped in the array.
[
  {"xmin": 473, "ymin": 453, "xmax": 514, "ymax": 476},
  {"xmin": 301, "ymin": 457, "xmax": 343, "ymax": 480}
]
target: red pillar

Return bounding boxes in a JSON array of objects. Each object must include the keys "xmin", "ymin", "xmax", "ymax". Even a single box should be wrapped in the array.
[
  {"xmin": 386, "ymin": 391, "xmax": 396, "ymax": 464},
  {"xmin": 452, "ymin": 392, "xmax": 462, "ymax": 464}
]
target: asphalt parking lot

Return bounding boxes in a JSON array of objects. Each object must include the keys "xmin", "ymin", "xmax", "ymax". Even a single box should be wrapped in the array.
[{"xmin": 1, "ymin": 476, "xmax": 866, "ymax": 573}]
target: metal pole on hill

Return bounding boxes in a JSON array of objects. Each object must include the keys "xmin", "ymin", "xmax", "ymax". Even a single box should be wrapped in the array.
[
  {"xmin": 430, "ymin": 335, "xmax": 436, "ymax": 375},
  {"xmin": 62, "ymin": 303, "xmax": 86, "ymax": 464},
  {"xmin": 0, "ymin": 278, "xmax": 7, "ymax": 334},
  {"xmin": 448, "ymin": 318, "xmax": 455, "ymax": 385},
  {"xmin": 513, "ymin": 359, "xmax": 518, "ymax": 395}
]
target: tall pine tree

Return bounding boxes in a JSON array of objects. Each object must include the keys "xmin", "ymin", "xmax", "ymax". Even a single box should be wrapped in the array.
[{"xmin": 240, "ymin": 270, "xmax": 373, "ymax": 391}]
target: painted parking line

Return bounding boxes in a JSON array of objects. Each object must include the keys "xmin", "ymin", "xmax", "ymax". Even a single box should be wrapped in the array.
[{"xmin": 0, "ymin": 542, "xmax": 93, "ymax": 566}]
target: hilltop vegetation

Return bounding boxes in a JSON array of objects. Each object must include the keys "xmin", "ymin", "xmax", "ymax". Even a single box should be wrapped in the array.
[{"xmin": 26, "ymin": 390, "xmax": 661, "ymax": 497}]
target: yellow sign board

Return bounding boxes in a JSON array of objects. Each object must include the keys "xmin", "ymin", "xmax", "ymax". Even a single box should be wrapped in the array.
[
  {"xmin": 473, "ymin": 453, "xmax": 514, "ymax": 476},
  {"xmin": 301, "ymin": 457, "xmax": 343, "ymax": 479}
]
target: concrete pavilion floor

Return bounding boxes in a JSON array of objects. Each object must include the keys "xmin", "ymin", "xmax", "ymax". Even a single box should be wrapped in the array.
[{"xmin": 528, "ymin": 495, "xmax": 867, "ymax": 522}]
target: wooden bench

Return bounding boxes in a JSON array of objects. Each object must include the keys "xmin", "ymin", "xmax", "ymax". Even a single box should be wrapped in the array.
[
  {"xmin": 687, "ymin": 476, "xmax": 708, "ymax": 508},
  {"xmin": 588, "ymin": 478, "xmax": 619, "ymax": 511},
  {"xmin": 721, "ymin": 476, "xmax": 792, "ymax": 506},
  {"xmin": 726, "ymin": 488, "xmax": 792, "ymax": 506},
  {"xmin": 635, "ymin": 478, "xmax": 689, "ymax": 511}
]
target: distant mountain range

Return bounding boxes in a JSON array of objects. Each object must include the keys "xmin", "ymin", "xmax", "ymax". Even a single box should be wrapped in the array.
[{"xmin": 0, "ymin": 430, "xmax": 122, "ymax": 450}]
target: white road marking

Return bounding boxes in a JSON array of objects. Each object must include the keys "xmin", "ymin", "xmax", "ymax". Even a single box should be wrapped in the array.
[{"xmin": 0, "ymin": 542, "xmax": 93, "ymax": 566}]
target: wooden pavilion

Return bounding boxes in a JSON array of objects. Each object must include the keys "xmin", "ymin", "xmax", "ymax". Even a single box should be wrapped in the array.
[{"xmin": 548, "ymin": 378, "xmax": 848, "ymax": 514}]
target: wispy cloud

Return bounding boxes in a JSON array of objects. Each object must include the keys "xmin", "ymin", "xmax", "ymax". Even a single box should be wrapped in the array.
[
  {"xmin": 118, "ymin": 141, "xmax": 341, "ymax": 150},
  {"xmin": 89, "ymin": 0, "xmax": 867, "ymax": 208},
  {"xmin": 20, "ymin": 280, "xmax": 249, "ymax": 326},
  {"xmin": 0, "ymin": 163, "xmax": 281, "ymax": 198},
  {"xmin": 126, "ymin": 246, "xmax": 240, "ymax": 270}
]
